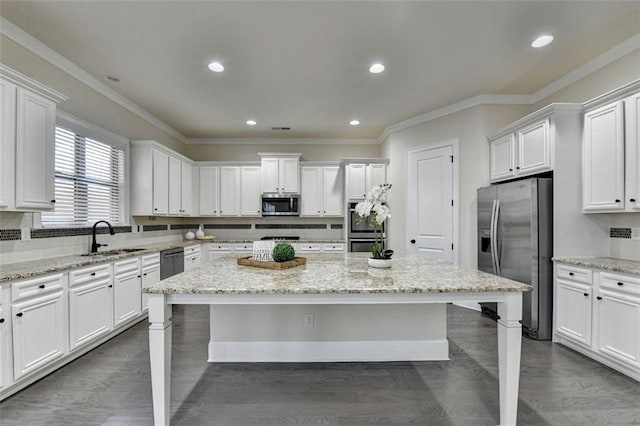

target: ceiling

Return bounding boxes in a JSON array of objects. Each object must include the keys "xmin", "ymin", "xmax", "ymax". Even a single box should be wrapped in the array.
[{"xmin": 1, "ymin": 1, "xmax": 639, "ymax": 141}]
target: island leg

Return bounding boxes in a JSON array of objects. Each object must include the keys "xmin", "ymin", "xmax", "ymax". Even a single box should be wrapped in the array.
[
  {"xmin": 148, "ymin": 294, "xmax": 172, "ymax": 426},
  {"xmin": 496, "ymin": 292, "xmax": 523, "ymax": 426}
]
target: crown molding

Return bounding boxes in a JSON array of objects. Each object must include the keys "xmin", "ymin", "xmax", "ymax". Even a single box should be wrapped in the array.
[
  {"xmin": 0, "ymin": 16, "xmax": 188, "ymax": 144},
  {"xmin": 186, "ymin": 138, "xmax": 379, "ymax": 145},
  {"xmin": 583, "ymin": 79, "xmax": 640, "ymax": 111},
  {"xmin": 0, "ymin": 63, "xmax": 68, "ymax": 103}
]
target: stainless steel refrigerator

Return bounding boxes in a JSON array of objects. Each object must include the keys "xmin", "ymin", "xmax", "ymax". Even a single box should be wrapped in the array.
[{"xmin": 477, "ymin": 178, "xmax": 553, "ymax": 340}]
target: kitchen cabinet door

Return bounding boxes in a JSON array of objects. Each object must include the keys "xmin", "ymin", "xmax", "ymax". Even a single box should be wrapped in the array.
[
  {"xmin": 301, "ymin": 167, "xmax": 322, "ymax": 216},
  {"xmin": 555, "ymin": 279, "xmax": 592, "ymax": 347},
  {"xmin": 583, "ymin": 100, "xmax": 625, "ymax": 212},
  {"xmin": 367, "ymin": 163, "xmax": 386, "ymax": 188},
  {"xmin": 113, "ymin": 258, "xmax": 141, "ymax": 327},
  {"xmin": 219, "ymin": 167, "xmax": 240, "ymax": 216},
  {"xmin": 141, "ymin": 253, "xmax": 160, "ymax": 313},
  {"xmin": 12, "ymin": 274, "xmax": 67, "ymax": 381},
  {"xmin": 152, "ymin": 149, "xmax": 169, "ymax": 215},
  {"xmin": 323, "ymin": 166, "xmax": 343, "ymax": 216},
  {"xmin": 596, "ymin": 288, "xmax": 640, "ymax": 368},
  {"xmin": 14, "ymin": 87, "xmax": 55, "ymax": 210},
  {"xmin": 0, "ymin": 79, "xmax": 16, "ymax": 210},
  {"xmin": 168, "ymin": 156, "xmax": 182, "ymax": 215},
  {"xmin": 260, "ymin": 158, "xmax": 279, "ymax": 193},
  {"xmin": 199, "ymin": 166, "xmax": 220, "ymax": 216},
  {"xmin": 490, "ymin": 134, "xmax": 517, "ymax": 182},
  {"xmin": 625, "ymin": 92, "xmax": 640, "ymax": 211},
  {"xmin": 280, "ymin": 158, "xmax": 299, "ymax": 193},
  {"xmin": 346, "ymin": 163, "xmax": 367, "ymax": 200},
  {"xmin": 181, "ymin": 161, "xmax": 193, "ymax": 216},
  {"xmin": 69, "ymin": 278, "xmax": 113, "ymax": 351},
  {"xmin": 0, "ymin": 286, "xmax": 12, "ymax": 389},
  {"xmin": 517, "ymin": 118, "xmax": 551, "ymax": 176},
  {"xmin": 241, "ymin": 166, "xmax": 261, "ymax": 216}
]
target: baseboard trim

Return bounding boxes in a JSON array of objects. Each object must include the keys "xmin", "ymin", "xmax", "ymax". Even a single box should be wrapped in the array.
[{"xmin": 208, "ymin": 339, "xmax": 449, "ymax": 362}]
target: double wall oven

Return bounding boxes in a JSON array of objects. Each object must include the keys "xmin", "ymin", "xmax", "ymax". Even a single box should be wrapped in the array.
[{"xmin": 348, "ymin": 202, "xmax": 386, "ymax": 252}]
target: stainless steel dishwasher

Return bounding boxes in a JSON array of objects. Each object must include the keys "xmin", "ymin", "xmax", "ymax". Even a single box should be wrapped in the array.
[{"xmin": 160, "ymin": 247, "xmax": 185, "ymax": 280}]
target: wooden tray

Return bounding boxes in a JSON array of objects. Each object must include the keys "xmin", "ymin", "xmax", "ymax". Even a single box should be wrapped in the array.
[{"xmin": 237, "ymin": 256, "xmax": 307, "ymax": 269}]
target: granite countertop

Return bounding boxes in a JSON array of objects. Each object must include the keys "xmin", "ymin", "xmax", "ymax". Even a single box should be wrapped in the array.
[
  {"xmin": 209, "ymin": 239, "xmax": 346, "ymax": 244},
  {"xmin": 552, "ymin": 257, "xmax": 640, "ymax": 276},
  {"xmin": 144, "ymin": 253, "xmax": 533, "ymax": 295},
  {"xmin": 0, "ymin": 239, "xmax": 346, "ymax": 282}
]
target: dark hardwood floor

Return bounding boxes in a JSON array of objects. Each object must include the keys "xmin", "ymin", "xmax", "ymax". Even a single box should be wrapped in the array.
[{"xmin": 1, "ymin": 304, "xmax": 639, "ymax": 425}]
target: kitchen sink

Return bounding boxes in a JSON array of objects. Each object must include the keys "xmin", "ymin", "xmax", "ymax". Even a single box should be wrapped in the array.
[{"xmin": 82, "ymin": 248, "xmax": 146, "ymax": 256}]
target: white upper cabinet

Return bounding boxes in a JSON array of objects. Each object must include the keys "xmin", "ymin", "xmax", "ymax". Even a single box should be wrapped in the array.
[
  {"xmin": 345, "ymin": 162, "xmax": 387, "ymax": 200},
  {"xmin": 240, "ymin": 166, "xmax": 261, "ymax": 216},
  {"xmin": 259, "ymin": 154, "xmax": 300, "ymax": 194},
  {"xmin": 582, "ymin": 84, "xmax": 640, "ymax": 213},
  {"xmin": 490, "ymin": 118, "xmax": 551, "ymax": 183},
  {"xmin": 219, "ymin": 166, "xmax": 240, "ymax": 216},
  {"xmin": 131, "ymin": 141, "xmax": 193, "ymax": 216},
  {"xmin": 301, "ymin": 166, "xmax": 344, "ymax": 217},
  {"xmin": 0, "ymin": 65, "xmax": 67, "ymax": 211},
  {"xmin": 199, "ymin": 166, "xmax": 220, "ymax": 216}
]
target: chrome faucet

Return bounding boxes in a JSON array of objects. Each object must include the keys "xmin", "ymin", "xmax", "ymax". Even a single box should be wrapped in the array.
[{"xmin": 91, "ymin": 220, "xmax": 116, "ymax": 253}]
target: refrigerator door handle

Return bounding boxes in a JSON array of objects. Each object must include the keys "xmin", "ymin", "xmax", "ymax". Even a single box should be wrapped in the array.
[
  {"xmin": 493, "ymin": 199, "xmax": 501, "ymax": 276},
  {"xmin": 490, "ymin": 199, "xmax": 498, "ymax": 275}
]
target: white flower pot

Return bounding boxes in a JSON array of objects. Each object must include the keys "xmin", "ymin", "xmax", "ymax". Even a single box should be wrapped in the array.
[{"xmin": 368, "ymin": 258, "xmax": 392, "ymax": 268}]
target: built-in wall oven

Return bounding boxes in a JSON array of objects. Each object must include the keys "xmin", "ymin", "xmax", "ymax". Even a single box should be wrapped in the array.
[{"xmin": 348, "ymin": 202, "xmax": 386, "ymax": 252}]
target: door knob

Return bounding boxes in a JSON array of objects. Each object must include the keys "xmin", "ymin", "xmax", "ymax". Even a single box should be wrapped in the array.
[{"xmin": 410, "ymin": 239, "xmax": 416, "ymax": 244}]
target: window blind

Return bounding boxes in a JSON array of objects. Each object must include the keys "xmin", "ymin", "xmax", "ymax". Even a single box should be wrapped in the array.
[{"xmin": 41, "ymin": 126, "xmax": 125, "ymax": 226}]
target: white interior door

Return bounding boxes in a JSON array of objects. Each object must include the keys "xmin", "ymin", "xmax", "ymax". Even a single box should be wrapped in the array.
[{"xmin": 407, "ymin": 145, "xmax": 454, "ymax": 262}]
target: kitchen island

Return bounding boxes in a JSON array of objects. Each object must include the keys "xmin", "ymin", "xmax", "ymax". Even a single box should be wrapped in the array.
[{"xmin": 144, "ymin": 253, "xmax": 532, "ymax": 426}]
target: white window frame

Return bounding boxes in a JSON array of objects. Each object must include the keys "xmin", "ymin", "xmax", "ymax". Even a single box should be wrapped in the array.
[{"xmin": 39, "ymin": 111, "xmax": 130, "ymax": 227}]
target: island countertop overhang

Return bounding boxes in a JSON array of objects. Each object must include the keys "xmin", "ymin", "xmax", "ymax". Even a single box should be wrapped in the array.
[{"xmin": 143, "ymin": 253, "xmax": 532, "ymax": 295}]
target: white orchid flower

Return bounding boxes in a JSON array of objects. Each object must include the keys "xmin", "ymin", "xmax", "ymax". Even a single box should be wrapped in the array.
[
  {"xmin": 354, "ymin": 200, "xmax": 373, "ymax": 217},
  {"xmin": 372, "ymin": 204, "xmax": 390, "ymax": 224}
]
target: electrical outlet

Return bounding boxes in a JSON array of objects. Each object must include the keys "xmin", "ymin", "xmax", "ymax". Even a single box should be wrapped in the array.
[{"xmin": 303, "ymin": 313, "xmax": 314, "ymax": 328}]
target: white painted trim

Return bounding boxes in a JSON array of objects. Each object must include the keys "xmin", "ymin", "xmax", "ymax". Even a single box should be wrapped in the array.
[
  {"xmin": 208, "ymin": 339, "xmax": 449, "ymax": 362},
  {"xmin": 187, "ymin": 138, "xmax": 379, "ymax": 145},
  {"xmin": 0, "ymin": 17, "xmax": 188, "ymax": 144},
  {"xmin": 488, "ymin": 103, "xmax": 583, "ymax": 141},
  {"xmin": 583, "ymin": 79, "xmax": 640, "ymax": 111},
  {"xmin": 130, "ymin": 140, "xmax": 193, "ymax": 164},
  {"xmin": 0, "ymin": 64, "xmax": 68, "ymax": 103}
]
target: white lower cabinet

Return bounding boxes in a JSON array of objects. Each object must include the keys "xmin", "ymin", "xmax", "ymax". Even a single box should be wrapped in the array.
[
  {"xmin": 554, "ymin": 264, "xmax": 640, "ymax": 380},
  {"xmin": 0, "ymin": 285, "xmax": 12, "ymax": 390},
  {"xmin": 68, "ymin": 264, "xmax": 113, "ymax": 351},
  {"xmin": 11, "ymin": 273, "xmax": 67, "ymax": 381},
  {"xmin": 184, "ymin": 244, "xmax": 201, "ymax": 272},
  {"xmin": 113, "ymin": 258, "xmax": 142, "ymax": 327}
]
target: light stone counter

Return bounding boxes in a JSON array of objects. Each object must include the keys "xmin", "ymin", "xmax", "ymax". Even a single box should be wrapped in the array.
[
  {"xmin": 144, "ymin": 253, "xmax": 532, "ymax": 295},
  {"xmin": 553, "ymin": 257, "xmax": 640, "ymax": 276}
]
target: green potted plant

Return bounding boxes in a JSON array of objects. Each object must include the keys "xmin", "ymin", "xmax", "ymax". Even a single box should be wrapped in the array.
[{"xmin": 354, "ymin": 183, "xmax": 393, "ymax": 268}]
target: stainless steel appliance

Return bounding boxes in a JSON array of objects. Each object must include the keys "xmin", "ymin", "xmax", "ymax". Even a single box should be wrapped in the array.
[
  {"xmin": 348, "ymin": 202, "xmax": 385, "ymax": 239},
  {"xmin": 349, "ymin": 238, "xmax": 386, "ymax": 253},
  {"xmin": 261, "ymin": 194, "xmax": 300, "ymax": 216},
  {"xmin": 160, "ymin": 247, "xmax": 184, "ymax": 280},
  {"xmin": 477, "ymin": 177, "xmax": 553, "ymax": 340}
]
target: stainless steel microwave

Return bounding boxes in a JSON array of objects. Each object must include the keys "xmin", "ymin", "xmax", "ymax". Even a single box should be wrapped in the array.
[{"xmin": 261, "ymin": 194, "xmax": 300, "ymax": 216}]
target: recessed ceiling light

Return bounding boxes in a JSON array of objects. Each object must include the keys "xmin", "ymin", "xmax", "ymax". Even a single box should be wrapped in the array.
[
  {"xmin": 369, "ymin": 63, "xmax": 385, "ymax": 74},
  {"xmin": 105, "ymin": 74, "xmax": 120, "ymax": 83},
  {"xmin": 531, "ymin": 35, "xmax": 554, "ymax": 48},
  {"xmin": 349, "ymin": 120, "xmax": 360, "ymax": 126},
  {"xmin": 208, "ymin": 62, "xmax": 224, "ymax": 72},
  {"xmin": 246, "ymin": 120, "xmax": 257, "ymax": 126}
]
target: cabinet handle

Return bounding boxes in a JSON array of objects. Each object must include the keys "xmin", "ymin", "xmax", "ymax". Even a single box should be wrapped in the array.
[
  {"xmin": 137, "ymin": 275, "xmax": 141, "ymax": 278},
  {"xmin": 108, "ymin": 284, "xmax": 113, "ymax": 288},
  {"xmin": 90, "ymin": 272, "xmax": 96, "ymax": 276},
  {"xmin": 0, "ymin": 318, "xmax": 4, "ymax": 323},
  {"xmin": 50, "ymin": 199, "xmax": 56, "ymax": 203},
  {"xmin": 38, "ymin": 284, "xmax": 45, "ymax": 289},
  {"xmin": 617, "ymin": 281, "xmax": 624, "ymax": 286},
  {"xmin": 16, "ymin": 312, "xmax": 23, "ymax": 317},
  {"xmin": 597, "ymin": 296, "xmax": 603, "ymax": 300},
  {"xmin": 569, "ymin": 272, "xmax": 574, "ymax": 276},
  {"xmin": 143, "ymin": 273, "xmax": 147, "ymax": 276},
  {"xmin": 154, "ymin": 208, "xmax": 158, "ymax": 211},
  {"xmin": 509, "ymin": 168, "xmax": 513, "ymax": 172},
  {"xmin": 516, "ymin": 166, "xmax": 520, "ymax": 170},
  {"xmin": 615, "ymin": 199, "xmax": 621, "ymax": 203},
  {"xmin": 631, "ymin": 198, "xmax": 637, "ymax": 203},
  {"xmin": 583, "ymin": 292, "xmax": 589, "ymax": 297}
]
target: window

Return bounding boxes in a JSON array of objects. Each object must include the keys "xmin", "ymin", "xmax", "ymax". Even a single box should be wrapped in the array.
[{"xmin": 42, "ymin": 120, "xmax": 126, "ymax": 226}]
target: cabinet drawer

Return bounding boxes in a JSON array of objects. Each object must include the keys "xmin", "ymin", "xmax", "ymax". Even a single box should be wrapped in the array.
[
  {"xmin": 556, "ymin": 264, "xmax": 592, "ymax": 285},
  {"xmin": 600, "ymin": 272, "xmax": 640, "ymax": 296},
  {"xmin": 209, "ymin": 244, "xmax": 232, "ymax": 252},
  {"xmin": 11, "ymin": 273, "xmax": 65, "ymax": 303},
  {"xmin": 234, "ymin": 243, "xmax": 253, "ymax": 252},
  {"xmin": 69, "ymin": 263, "xmax": 111, "ymax": 288},
  {"xmin": 298, "ymin": 244, "xmax": 321, "ymax": 252},
  {"xmin": 323, "ymin": 243, "xmax": 345, "ymax": 252},
  {"xmin": 141, "ymin": 253, "xmax": 160, "ymax": 268},
  {"xmin": 184, "ymin": 245, "xmax": 201, "ymax": 256},
  {"xmin": 113, "ymin": 257, "xmax": 140, "ymax": 277}
]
